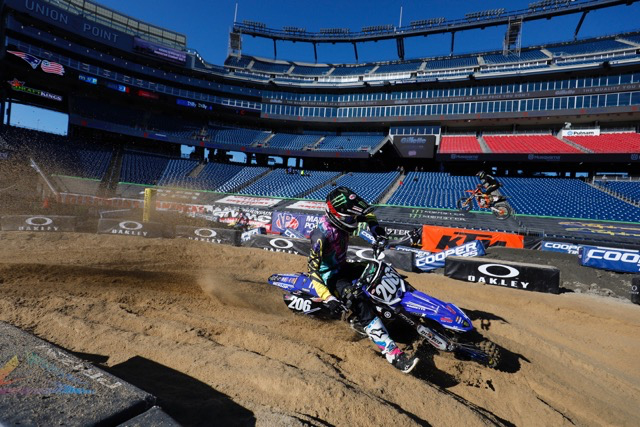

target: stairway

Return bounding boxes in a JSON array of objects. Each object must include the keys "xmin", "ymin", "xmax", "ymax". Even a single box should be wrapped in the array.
[{"xmin": 378, "ymin": 172, "xmax": 405, "ymax": 204}]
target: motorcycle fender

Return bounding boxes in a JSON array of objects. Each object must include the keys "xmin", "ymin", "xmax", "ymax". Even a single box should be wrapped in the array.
[{"xmin": 269, "ymin": 273, "xmax": 317, "ymax": 295}]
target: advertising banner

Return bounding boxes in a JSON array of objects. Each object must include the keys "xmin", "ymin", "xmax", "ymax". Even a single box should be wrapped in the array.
[
  {"xmin": 445, "ymin": 257, "xmax": 560, "ymax": 293},
  {"xmin": 580, "ymin": 245, "xmax": 640, "ymax": 274},
  {"xmin": 205, "ymin": 205, "xmax": 273, "ymax": 230},
  {"xmin": 414, "ymin": 240, "xmax": 485, "ymax": 272},
  {"xmin": 632, "ymin": 276, "xmax": 640, "ymax": 305},
  {"xmin": 242, "ymin": 235, "xmax": 311, "ymax": 256},
  {"xmin": 283, "ymin": 228, "xmax": 306, "ymax": 239},
  {"xmin": 561, "ymin": 128, "xmax": 600, "ymax": 137},
  {"xmin": 541, "ymin": 241, "xmax": 580, "ymax": 255},
  {"xmin": 240, "ymin": 227, "xmax": 267, "ymax": 243},
  {"xmin": 1, "ymin": 215, "xmax": 76, "ymax": 232},
  {"xmin": 215, "ymin": 195, "xmax": 281, "ymax": 208},
  {"xmin": 97, "ymin": 219, "xmax": 163, "ymax": 238},
  {"xmin": 347, "ymin": 246, "xmax": 414, "ymax": 273},
  {"xmin": 421, "ymin": 225, "xmax": 524, "ymax": 252},
  {"xmin": 175, "ymin": 226, "xmax": 239, "ymax": 246},
  {"xmin": 286, "ymin": 200, "xmax": 326, "ymax": 211},
  {"xmin": 5, "ymin": 0, "xmax": 134, "ymax": 50},
  {"xmin": 271, "ymin": 211, "xmax": 323, "ymax": 237},
  {"xmin": 391, "ymin": 135, "xmax": 436, "ymax": 159},
  {"xmin": 133, "ymin": 37, "xmax": 187, "ymax": 64}
]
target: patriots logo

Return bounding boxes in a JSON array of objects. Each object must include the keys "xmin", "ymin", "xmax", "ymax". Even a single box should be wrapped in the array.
[{"xmin": 8, "ymin": 51, "xmax": 41, "ymax": 69}]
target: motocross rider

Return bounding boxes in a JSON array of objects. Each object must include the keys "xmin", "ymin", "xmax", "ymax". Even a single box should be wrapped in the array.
[
  {"xmin": 308, "ymin": 186, "xmax": 419, "ymax": 373},
  {"xmin": 476, "ymin": 171, "xmax": 502, "ymax": 207}
]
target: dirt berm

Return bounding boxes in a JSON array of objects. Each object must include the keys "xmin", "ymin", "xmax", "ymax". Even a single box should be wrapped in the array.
[{"xmin": 1, "ymin": 231, "xmax": 639, "ymax": 426}]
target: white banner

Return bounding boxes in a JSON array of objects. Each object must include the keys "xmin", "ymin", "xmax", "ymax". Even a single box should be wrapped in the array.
[
  {"xmin": 216, "ymin": 195, "xmax": 281, "ymax": 208},
  {"xmin": 562, "ymin": 129, "xmax": 600, "ymax": 137},
  {"xmin": 286, "ymin": 200, "xmax": 326, "ymax": 212}
]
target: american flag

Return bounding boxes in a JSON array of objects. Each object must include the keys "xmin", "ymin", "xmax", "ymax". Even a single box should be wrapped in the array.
[
  {"xmin": 40, "ymin": 60, "xmax": 65, "ymax": 76},
  {"xmin": 7, "ymin": 51, "xmax": 41, "ymax": 69}
]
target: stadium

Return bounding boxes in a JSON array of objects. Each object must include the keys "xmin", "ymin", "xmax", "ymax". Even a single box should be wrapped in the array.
[{"xmin": 0, "ymin": 0, "xmax": 639, "ymax": 425}]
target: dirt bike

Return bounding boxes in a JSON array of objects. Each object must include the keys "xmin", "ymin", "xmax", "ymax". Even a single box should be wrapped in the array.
[
  {"xmin": 267, "ymin": 232, "xmax": 502, "ymax": 369},
  {"xmin": 457, "ymin": 185, "xmax": 513, "ymax": 220}
]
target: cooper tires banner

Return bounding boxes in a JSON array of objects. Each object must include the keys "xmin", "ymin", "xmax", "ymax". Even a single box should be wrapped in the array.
[
  {"xmin": 445, "ymin": 257, "xmax": 560, "ymax": 294},
  {"xmin": 580, "ymin": 245, "xmax": 640, "ymax": 274},
  {"xmin": 1, "ymin": 215, "xmax": 76, "ymax": 232},
  {"xmin": 97, "ymin": 219, "xmax": 164, "ymax": 238},
  {"xmin": 175, "ymin": 226, "xmax": 239, "ymax": 246}
]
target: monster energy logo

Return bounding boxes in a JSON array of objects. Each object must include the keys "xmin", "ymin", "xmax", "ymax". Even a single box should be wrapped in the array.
[{"xmin": 331, "ymin": 194, "xmax": 347, "ymax": 207}]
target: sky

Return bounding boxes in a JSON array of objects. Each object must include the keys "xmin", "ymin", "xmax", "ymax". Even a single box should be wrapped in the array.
[{"xmin": 6, "ymin": 0, "xmax": 640, "ymax": 140}]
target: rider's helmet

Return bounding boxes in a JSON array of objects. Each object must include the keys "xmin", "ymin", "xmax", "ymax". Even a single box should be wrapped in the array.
[
  {"xmin": 325, "ymin": 186, "xmax": 373, "ymax": 232},
  {"xmin": 476, "ymin": 171, "xmax": 486, "ymax": 180}
]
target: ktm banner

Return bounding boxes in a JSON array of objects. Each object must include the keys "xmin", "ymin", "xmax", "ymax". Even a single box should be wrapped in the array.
[{"xmin": 421, "ymin": 225, "xmax": 523, "ymax": 252}]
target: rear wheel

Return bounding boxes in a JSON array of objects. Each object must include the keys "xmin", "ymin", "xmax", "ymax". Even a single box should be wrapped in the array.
[
  {"xmin": 476, "ymin": 340, "xmax": 501, "ymax": 369},
  {"xmin": 457, "ymin": 196, "xmax": 473, "ymax": 212},
  {"xmin": 492, "ymin": 202, "xmax": 512, "ymax": 220}
]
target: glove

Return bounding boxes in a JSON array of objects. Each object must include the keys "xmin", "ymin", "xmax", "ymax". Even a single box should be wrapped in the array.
[{"xmin": 324, "ymin": 296, "xmax": 344, "ymax": 316}]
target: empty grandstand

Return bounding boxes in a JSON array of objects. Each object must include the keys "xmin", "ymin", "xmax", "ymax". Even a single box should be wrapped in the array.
[{"xmin": 1, "ymin": 0, "xmax": 639, "ymax": 247}]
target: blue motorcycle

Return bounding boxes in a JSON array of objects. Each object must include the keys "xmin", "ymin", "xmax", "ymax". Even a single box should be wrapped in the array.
[{"xmin": 268, "ymin": 233, "xmax": 501, "ymax": 369}]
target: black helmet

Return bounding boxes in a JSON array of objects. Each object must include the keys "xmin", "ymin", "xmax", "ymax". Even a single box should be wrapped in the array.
[
  {"xmin": 476, "ymin": 171, "xmax": 486, "ymax": 180},
  {"xmin": 325, "ymin": 186, "xmax": 373, "ymax": 231}
]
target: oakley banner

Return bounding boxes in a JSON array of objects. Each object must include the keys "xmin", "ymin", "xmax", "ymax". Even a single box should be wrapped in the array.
[
  {"xmin": 243, "ymin": 235, "xmax": 311, "ymax": 256},
  {"xmin": 175, "ymin": 226, "xmax": 239, "ymax": 246},
  {"xmin": 347, "ymin": 247, "xmax": 414, "ymax": 273},
  {"xmin": 421, "ymin": 225, "xmax": 524, "ymax": 252},
  {"xmin": 445, "ymin": 257, "xmax": 560, "ymax": 294},
  {"xmin": 97, "ymin": 219, "xmax": 164, "ymax": 238},
  {"xmin": 631, "ymin": 276, "xmax": 640, "ymax": 304},
  {"xmin": 580, "ymin": 245, "xmax": 640, "ymax": 274},
  {"xmin": 1, "ymin": 215, "xmax": 76, "ymax": 232}
]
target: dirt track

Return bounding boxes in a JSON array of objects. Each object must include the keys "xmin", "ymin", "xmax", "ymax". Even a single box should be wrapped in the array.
[{"xmin": 1, "ymin": 231, "xmax": 639, "ymax": 426}]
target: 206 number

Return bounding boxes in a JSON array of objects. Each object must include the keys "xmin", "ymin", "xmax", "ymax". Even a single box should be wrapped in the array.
[
  {"xmin": 374, "ymin": 268, "xmax": 401, "ymax": 302},
  {"xmin": 288, "ymin": 296, "xmax": 311, "ymax": 312}
]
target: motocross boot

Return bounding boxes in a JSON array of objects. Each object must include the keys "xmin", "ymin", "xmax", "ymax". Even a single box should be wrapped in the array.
[
  {"xmin": 388, "ymin": 349, "xmax": 419, "ymax": 374},
  {"xmin": 364, "ymin": 317, "xmax": 419, "ymax": 373}
]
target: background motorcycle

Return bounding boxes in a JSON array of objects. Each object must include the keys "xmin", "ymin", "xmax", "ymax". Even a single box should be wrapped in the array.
[{"xmin": 457, "ymin": 185, "xmax": 513, "ymax": 220}]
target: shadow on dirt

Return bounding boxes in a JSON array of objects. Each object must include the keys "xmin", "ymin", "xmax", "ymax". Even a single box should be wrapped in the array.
[{"xmin": 74, "ymin": 353, "xmax": 256, "ymax": 427}]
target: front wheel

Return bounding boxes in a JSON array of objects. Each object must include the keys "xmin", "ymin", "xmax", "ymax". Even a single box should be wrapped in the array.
[
  {"xmin": 456, "ymin": 196, "xmax": 473, "ymax": 212},
  {"xmin": 491, "ymin": 202, "xmax": 512, "ymax": 220}
]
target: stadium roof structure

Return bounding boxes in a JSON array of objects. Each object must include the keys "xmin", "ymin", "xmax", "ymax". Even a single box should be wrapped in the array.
[
  {"xmin": 37, "ymin": 0, "xmax": 187, "ymax": 49},
  {"xmin": 231, "ymin": 0, "xmax": 640, "ymax": 62}
]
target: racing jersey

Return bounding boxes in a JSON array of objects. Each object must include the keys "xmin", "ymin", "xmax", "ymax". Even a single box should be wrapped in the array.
[{"xmin": 307, "ymin": 214, "xmax": 384, "ymax": 300}]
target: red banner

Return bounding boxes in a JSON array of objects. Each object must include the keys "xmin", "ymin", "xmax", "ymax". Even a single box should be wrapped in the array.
[{"xmin": 421, "ymin": 225, "xmax": 524, "ymax": 252}]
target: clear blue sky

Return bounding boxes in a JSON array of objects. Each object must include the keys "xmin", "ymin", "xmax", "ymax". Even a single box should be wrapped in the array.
[
  {"xmin": 95, "ymin": 0, "xmax": 640, "ymax": 64},
  {"xmin": 6, "ymin": 0, "xmax": 640, "ymax": 136}
]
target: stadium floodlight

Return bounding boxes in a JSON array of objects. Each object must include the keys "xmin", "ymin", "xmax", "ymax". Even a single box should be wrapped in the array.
[
  {"xmin": 242, "ymin": 20, "xmax": 266, "ymax": 29},
  {"xmin": 283, "ymin": 26, "xmax": 306, "ymax": 33},
  {"xmin": 362, "ymin": 24, "xmax": 394, "ymax": 33},
  {"xmin": 465, "ymin": 8, "xmax": 505, "ymax": 20},
  {"xmin": 319, "ymin": 28, "xmax": 350, "ymax": 35},
  {"xmin": 410, "ymin": 17, "xmax": 445, "ymax": 28},
  {"xmin": 529, "ymin": 0, "xmax": 571, "ymax": 10}
]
